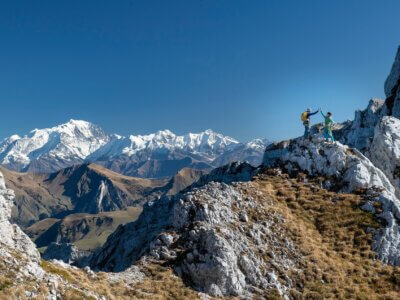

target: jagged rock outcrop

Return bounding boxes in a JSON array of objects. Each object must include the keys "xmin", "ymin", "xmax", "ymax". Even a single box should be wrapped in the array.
[
  {"xmin": 0, "ymin": 171, "xmax": 45, "ymax": 277},
  {"xmin": 331, "ymin": 47, "xmax": 400, "ymax": 154},
  {"xmin": 170, "ymin": 182, "xmax": 297, "ymax": 296},
  {"xmin": 336, "ymin": 98, "xmax": 385, "ymax": 151},
  {"xmin": 263, "ymin": 134, "xmax": 400, "ymax": 265},
  {"xmin": 91, "ymin": 163, "xmax": 300, "ymax": 297},
  {"xmin": 366, "ymin": 116, "xmax": 400, "ymax": 197},
  {"xmin": 384, "ymin": 46, "xmax": 400, "ymax": 117}
]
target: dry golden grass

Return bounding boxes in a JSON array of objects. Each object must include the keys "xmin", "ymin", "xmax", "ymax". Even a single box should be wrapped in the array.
[
  {"xmin": 3, "ymin": 170, "xmax": 400, "ymax": 299},
  {"xmin": 254, "ymin": 170, "xmax": 400, "ymax": 299},
  {"xmin": 126, "ymin": 263, "xmax": 202, "ymax": 300}
]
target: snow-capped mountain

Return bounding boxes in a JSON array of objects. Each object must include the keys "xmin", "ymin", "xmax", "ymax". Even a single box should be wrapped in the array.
[
  {"xmin": 88, "ymin": 129, "xmax": 239, "ymax": 162},
  {"xmin": 0, "ymin": 121, "xmax": 269, "ymax": 177},
  {"xmin": 0, "ymin": 120, "xmax": 110, "ymax": 173}
]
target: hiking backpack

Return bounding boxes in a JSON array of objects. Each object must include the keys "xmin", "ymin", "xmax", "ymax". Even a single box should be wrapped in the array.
[{"xmin": 301, "ymin": 111, "xmax": 308, "ymax": 122}]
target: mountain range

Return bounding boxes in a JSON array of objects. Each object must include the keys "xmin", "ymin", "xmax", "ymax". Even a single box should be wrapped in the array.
[
  {"xmin": 3, "ymin": 163, "xmax": 203, "ymax": 229},
  {"xmin": 0, "ymin": 121, "xmax": 269, "ymax": 178}
]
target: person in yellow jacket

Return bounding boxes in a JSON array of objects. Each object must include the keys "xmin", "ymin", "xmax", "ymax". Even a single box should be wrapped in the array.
[{"xmin": 301, "ymin": 108, "xmax": 319, "ymax": 138}]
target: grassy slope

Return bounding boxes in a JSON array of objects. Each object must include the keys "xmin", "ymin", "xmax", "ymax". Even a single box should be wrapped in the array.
[
  {"xmin": 73, "ymin": 207, "xmax": 143, "ymax": 251},
  {"xmin": 27, "ymin": 207, "xmax": 142, "ymax": 251},
  {"xmin": 3, "ymin": 170, "xmax": 400, "ymax": 299},
  {"xmin": 254, "ymin": 170, "xmax": 400, "ymax": 299}
]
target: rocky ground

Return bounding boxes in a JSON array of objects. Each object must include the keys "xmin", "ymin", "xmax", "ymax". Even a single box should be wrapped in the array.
[
  {"xmin": 89, "ymin": 166, "xmax": 400, "ymax": 299},
  {"xmin": 4, "ymin": 161, "xmax": 400, "ymax": 299}
]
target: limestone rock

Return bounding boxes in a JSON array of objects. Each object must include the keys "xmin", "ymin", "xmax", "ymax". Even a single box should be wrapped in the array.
[
  {"xmin": 263, "ymin": 135, "xmax": 400, "ymax": 265},
  {"xmin": 91, "ymin": 164, "xmax": 299, "ymax": 297},
  {"xmin": 384, "ymin": 46, "xmax": 400, "ymax": 117},
  {"xmin": 367, "ymin": 116, "xmax": 400, "ymax": 196}
]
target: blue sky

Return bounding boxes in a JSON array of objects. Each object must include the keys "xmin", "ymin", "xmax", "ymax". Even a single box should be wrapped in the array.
[{"xmin": 0, "ymin": 1, "xmax": 399, "ymax": 142}]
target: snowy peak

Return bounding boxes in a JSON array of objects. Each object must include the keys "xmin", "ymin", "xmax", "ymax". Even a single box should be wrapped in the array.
[
  {"xmin": 92, "ymin": 129, "xmax": 240, "ymax": 159},
  {"xmin": 0, "ymin": 120, "xmax": 110, "ymax": 172},
  {"xmin": 245, "ymin": 138, "xmax": 270, "ymax": 150},
  {"xmin": 0, "ymin": 121, "xmax": 268, "ymax": 176}
]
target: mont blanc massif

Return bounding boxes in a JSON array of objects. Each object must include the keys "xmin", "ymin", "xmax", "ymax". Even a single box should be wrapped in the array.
[{"xmin": 3, "ymin": 47, "xmax": 400, "ymax": 299}]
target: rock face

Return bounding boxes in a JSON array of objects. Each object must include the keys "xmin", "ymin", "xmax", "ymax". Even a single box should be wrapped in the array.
[
  {"xmin": 336, "ymin": 98, "xmax": 385, "ymax": 151},
  {"xmin": 366, "ymin": 116, "xmax": 400, "ymax": 197},
  {"xmin": 0, "ymin": 171, "xmax": 43, "ymax": 265},
  {"xmin": 170, "ymin": 182, "xmax": 296, "ymax": 296},
  {"xmin": 91, "ymin": 164, "xmax": 299, "ymax": 297},
  {"xmin": 263, "ymin": 134, "xmax": 400, "ymax": 265},
  {"xmin": 263, "ymin": 136, "xmax": 394, "ymax": 193},
  {"xmin": 384, "ymin": 46, "xmax": 400, "ymax": 117},
  {"xmin": 0, "ymin": 170, "xmax": 49, "ymax": 292}
]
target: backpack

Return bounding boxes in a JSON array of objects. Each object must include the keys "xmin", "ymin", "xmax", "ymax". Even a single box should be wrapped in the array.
[{"xmin": 301, "ymin": 111, "xmax": 308, "ymax": 122}]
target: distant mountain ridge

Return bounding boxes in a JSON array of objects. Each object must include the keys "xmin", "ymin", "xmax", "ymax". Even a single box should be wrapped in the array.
[{"xmin": 0, "ymin": 120, "xmax": 269, "ymax": 177}]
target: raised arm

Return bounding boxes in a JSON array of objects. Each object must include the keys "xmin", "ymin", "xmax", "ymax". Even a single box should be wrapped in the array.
[
  {"xmin": 320, "ymin": 110, "xmax": 326, "ymax": 118},
  {"xmin": 308, "ymin": 110, "xmax": 319, "ymax": 117}
]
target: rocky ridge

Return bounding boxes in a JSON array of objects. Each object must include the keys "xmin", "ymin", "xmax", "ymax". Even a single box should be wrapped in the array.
[
  {"xmin": 263, "ymin": 134, "xmax": 400, "ymax": 265},
  {"xmin": 90, "ymin": 173, "xmax": 302, "ymax": 297}
]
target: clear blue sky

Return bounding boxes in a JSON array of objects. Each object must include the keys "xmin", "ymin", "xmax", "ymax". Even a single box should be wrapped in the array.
[{"xmin": 0, "ymin": 1, "xmax": 399, "ymax": 142}]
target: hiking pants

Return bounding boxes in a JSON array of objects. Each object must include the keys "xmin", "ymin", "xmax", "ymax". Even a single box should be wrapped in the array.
[
  {"xmin": 304, "ymin": 125, "xmax": 310, "ymax": 137},
  {"xmin": 303, "ymin": 121, "xmax": 310, "ymax": 138},
  {"xmin": 323, "ymin": 128, "xmax": 334, "ymax": 142}
]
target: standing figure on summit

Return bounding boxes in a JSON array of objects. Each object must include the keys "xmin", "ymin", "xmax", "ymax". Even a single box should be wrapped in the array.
[
  {"xmin": 301, "ymin": 108, "xmax": 319, "ymax": 138},
  {"xmin": 320, "ymin": 110, "xmax": 335, "ymax": 143}
]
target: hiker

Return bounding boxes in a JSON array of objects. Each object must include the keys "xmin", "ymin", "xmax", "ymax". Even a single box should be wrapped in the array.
[
  {"xmin": 320, "ymin": 110, "xmax": 335, "ymax": 142},
  {"xmin": 301, "ymin": 108, "xmax": 319, "ymax": 138}
]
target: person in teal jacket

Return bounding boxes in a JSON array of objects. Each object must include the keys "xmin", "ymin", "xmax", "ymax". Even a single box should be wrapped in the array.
[{"xmin": 320, "ymin": 110, "xmax": 335, "ymax": 142}]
